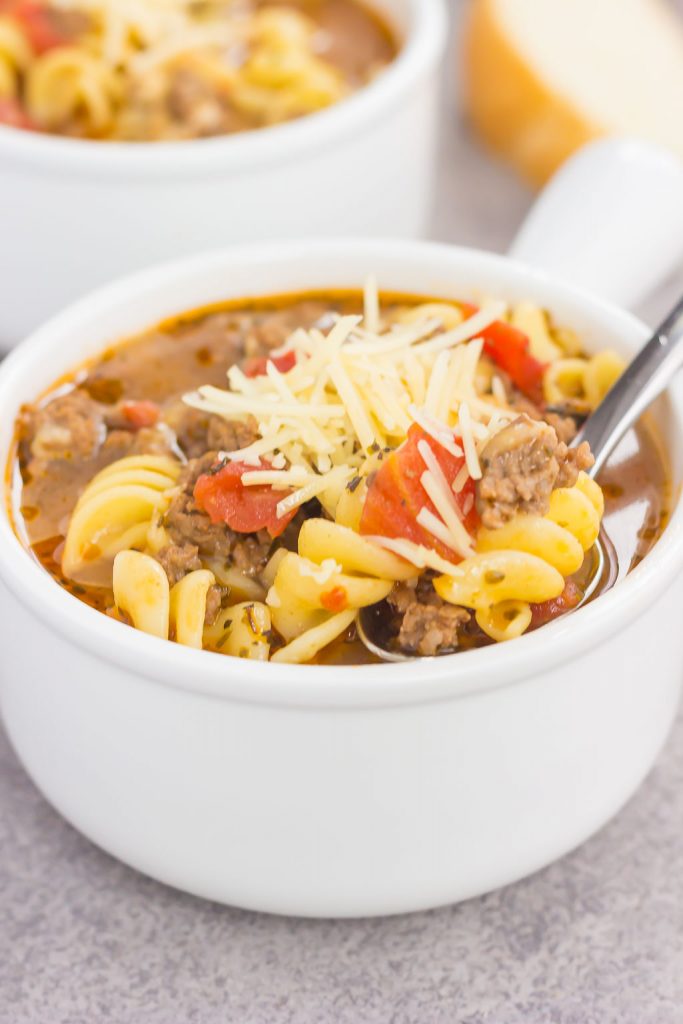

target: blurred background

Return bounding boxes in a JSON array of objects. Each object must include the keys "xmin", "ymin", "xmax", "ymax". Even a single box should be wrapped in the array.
[{"xmin": 438, "ymin": 0, "xmax": 683, "ymax": 322}]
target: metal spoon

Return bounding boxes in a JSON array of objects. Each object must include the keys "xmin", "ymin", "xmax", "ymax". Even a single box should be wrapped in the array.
[
  {"xmin": 359, "ymin": 294, "xmax": 683, "ymax": 661},
  {"xmin": 576, "ymin": 293, "xmax": 683, "ymax": 475}
]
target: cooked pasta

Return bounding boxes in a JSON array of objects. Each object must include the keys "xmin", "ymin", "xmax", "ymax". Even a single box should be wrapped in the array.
[
  {"xmin": 25, "ymin": 46, "xmax": 120, "ymax": 134},
  {"xmin": 298, "ymin": 519, "xmax": 417, "ymax": 581},
  {"xmin": 544, "ymin": 351, "xmax": 625, "ymax": 410},
  {"xmin": 170, "ymin": 568, "xmax": 216, "ymax": 648},
  {"xmin": 0, "ymin": 0, "xmax": 397, "ymax": 140},
  {"xmin": 433, "ymin": 551, "xmax": 565, "ymax": 611},
  {"xmin": 547, "ymin": 484, "xmax": 601, "ymax": 552},
  {"xmin": 477, "ymin": 515, "xmax": 585, "ymax": 577},
  {"xmin": 204, "ymin": 600, "xmax": 272, "ymax": 659},
  {"xmin": 113, "ymin": 550, "xmax": 170, "ymax": 638},
  {"xmin": 0, "ymin": 15, "xmax": 32, "ymax": 97},
  {"xmin": 510, "ymin": 301, "xmax": 563, "ymax": 363},
  {"xmin": 271, "ymin": 608, "xmax": 357, "ymax": 664},
  {"xmin": 62, "ymin": 454, "xmax": 181, "ymax": 578},
  {"xmin": 475, "ymin": 600, "xmax": 532, "ymax": 643},
  {"xmin": 270, "ymin": 551, "xmax": 393, "ymax": 611},
  {"xmin": 14, "ymin": 281, "xmax": 668, "ymax": 666}
]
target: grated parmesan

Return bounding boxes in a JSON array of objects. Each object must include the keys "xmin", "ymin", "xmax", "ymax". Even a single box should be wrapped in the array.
[
  {"xmin": 457, "ymin": 402, "xmax": 482, "ymax": 480},
  {"xmin": 416, "ymin": 507, "xmax": 458, "ymax": 551},
  {"xmin": 182, "ymin": 280, "xmax": 516, "ymax": 528},
  {"xmin": 298, "ymin": 558, "xmax": 342, "ymax": 584},
  {"xmin": 367, "ymin": 536, "xmax": 465, "ymax": 577},
  {"xmin": 408, "ymin": 405, "xmax": 462, "ymax": 458}
]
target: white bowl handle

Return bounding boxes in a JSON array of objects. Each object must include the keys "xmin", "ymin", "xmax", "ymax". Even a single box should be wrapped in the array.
[{"xmin": 508, "ymin": 138, "xmax": 683, "ymax": 309}]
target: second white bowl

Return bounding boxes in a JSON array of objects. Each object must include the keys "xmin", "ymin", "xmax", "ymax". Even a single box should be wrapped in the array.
[{"xmin": 0, "ymin": 0, "xmax": 447, "ymax": 348}]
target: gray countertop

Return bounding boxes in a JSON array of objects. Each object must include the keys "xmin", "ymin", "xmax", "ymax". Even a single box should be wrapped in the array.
[{"xmin": 2, "ymin": 6, "xmax": 683, "ymax": 1022}]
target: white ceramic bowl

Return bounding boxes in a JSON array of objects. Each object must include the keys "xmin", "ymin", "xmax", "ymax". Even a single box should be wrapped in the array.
[
  {"xmin": 1, "ymin": 142, "xmax": 683, "ymax": 919},
  {"xmin": 0, "ymin": 0, "xmax": 447, "ymax": 348}
]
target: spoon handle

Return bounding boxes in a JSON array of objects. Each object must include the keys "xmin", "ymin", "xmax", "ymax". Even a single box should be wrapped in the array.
[{"xmin": 575, "ymin": 295, "xmax": 683, "ymax": 475}]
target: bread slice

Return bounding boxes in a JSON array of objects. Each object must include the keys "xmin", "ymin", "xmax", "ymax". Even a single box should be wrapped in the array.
[{"xmin": 463, "ymin": 0, "xmax": 683, "ymax": 186}]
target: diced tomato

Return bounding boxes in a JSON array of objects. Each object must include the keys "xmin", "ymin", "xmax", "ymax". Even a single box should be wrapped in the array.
[
  {"xmin": 0, "ymin": 97, "xmax": 36, "ymax": 131},
  {"xmin": 121, "ymin": 400, "xmax": 160, "ymax": 430},
  {"xmin": 194, "ymin": 459, "xmax": 298, "ymax": 539},
  {"xmin": 359, "ymin": 424, "xmax": 478, "ymax": 561},
  {"xmin": 460, "ymin": 302, "xmax": 547, "ymax": 405},
  {"xmin": 1, "ymin": 1, "xmax": 72, "ymax": 53},
  {"xmin": 321, "ymin": 586, "xmax": 348, "ymax": 612},
  {"xmin": 242, "ymin": 350, "xmax": 297, "ymax": 378},
  {"xmin": 530, "ymin": 581, "xmax": 582, "ymax": 629}
]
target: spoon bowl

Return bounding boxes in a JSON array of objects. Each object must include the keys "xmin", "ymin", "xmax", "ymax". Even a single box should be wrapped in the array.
[{"xmin": 358, "ymin": 529, "xmax": 620, "ymax": 662}]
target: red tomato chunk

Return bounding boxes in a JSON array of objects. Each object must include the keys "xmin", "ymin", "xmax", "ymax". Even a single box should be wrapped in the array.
[
  {"xmin": 194, "ymin": 460, "xmax": 298, "ymax": 538},
  {"xmin": 0, "ymin": 97, "xmax": 35, "ymax": 130},
  {"xmin": 360, "ymin": 425, "xmax": 478, "ymax": 561},
  {"xmin": 121, "ymin": 400, "xmax": 160, "ymax": 430},
  {"xmin": 460, "ymin": 302, "xmax": 547, "ymax": 405},
  {"xmin": 242, "ymin": 351, "xmax": 297, "ymax": 378},
  {"xmin": 2, "ymin": 1, "xmax": 72, "ymax": 53},
  {"xmin": 530, "ymin": 581, "xmax": 582, "ymax": 629}
]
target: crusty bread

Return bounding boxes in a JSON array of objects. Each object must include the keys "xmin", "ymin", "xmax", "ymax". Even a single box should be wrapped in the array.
[{"xmin": 463, "ymin": 0, "xmax": 683, "ymax": 186}]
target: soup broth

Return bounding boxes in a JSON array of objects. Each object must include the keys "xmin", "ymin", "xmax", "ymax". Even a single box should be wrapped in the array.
[{"xmin": 8, "ymin": 290, "xmax": 671, "ymax": 666}]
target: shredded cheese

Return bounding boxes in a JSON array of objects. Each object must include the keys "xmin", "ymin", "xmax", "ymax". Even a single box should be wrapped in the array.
[
  {"xmin": 241, "ymin": 467, "xmax": 312, "ymax": 489},
  {"xmin": 328, "ymin": 360, "xmax": 377, "ymax": 451},
  {"xmin": 416, "ymin": 507, "xmax": 458, "ymax": 551},
  {"xmin": 457, "ymin": 402, "xmax": 482, "ymax": 481},
  {"xmin": 419, "ymin": 470, "xmax": 475, "ymax": 559},
  {"xmin": 182, "ymin": 280, "xmax": 515, "ymax": 530},
  {"xmin": 298, "ymin": 558, "xmax": 342, "ymax": 584},
  {"xmin": 408, "ymin": 405, "xmax": 462, "ymax": 457},
  {"xmin": 491, "ymin": 374, "xmax": 507, "ymax": 404},
  {"xmin": 452, "ymin": 463, "xmax": 470, "ymax": 494},
  {"xmin": 275, "ymin": 465, "xmax": 353, "ymax": 519},
  {"xmin": 367, "ymin": 536, "xmax": 465, "ymax": 577}
]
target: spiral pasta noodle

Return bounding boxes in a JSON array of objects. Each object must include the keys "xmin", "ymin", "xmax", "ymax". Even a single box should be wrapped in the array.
[
  {"xmin": 437, "ymin": 472, "xmax": 603, "ymax": 642},
  {"xmin": 26, "ymin": 47, "xmax": 120, "ymax": 134},
  {"xmin": 62, "ymin": 454, "xmax": 181, "ymax": 577},
  {"xmin": 204, "ymin": 601, "xmax": 272, "ymax": 660},
  {"xmin": 544, "ymin": 351, "xmax": 625, "ymax": 410},
  {"xmin": 112, "ymin": 549, "xmax": 274, "ymax": 657},
  {"xmin": 229, "ymin": 8, "xmax": 346, "ymax": 124},
  {"xmin": 0, "ymin": 16, "xmax": 32, "ymax": 98}
]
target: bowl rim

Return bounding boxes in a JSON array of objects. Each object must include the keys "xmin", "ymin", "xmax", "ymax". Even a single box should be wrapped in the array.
[
  {"xmin": 0, "ymin": 0, "xmax": 447, "ymax": 179},
  {"xmin": 1, "ymin": 237, "xmax": 682, "ymax": 711}
]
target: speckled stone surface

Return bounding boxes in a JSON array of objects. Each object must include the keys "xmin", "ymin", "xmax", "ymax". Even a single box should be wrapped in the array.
[{"xmin": 2, "ymin": 5, "xmax": 683, "ymax": 1022}]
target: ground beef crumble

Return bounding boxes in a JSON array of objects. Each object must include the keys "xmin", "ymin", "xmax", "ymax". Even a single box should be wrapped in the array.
[
  {"xmin": 388, "ymin": 577, "xmax": 470, "ymax": 657},
  {"xmin": 158, "ymin": 452, "xmax": 271, "ymax": 587},
  {"xmin": 476, "ymin": 415, "xmax": 594, "ymax": 529},
  {"xmin": 23, "ymin": 390, "xmax": 105, "ymax": 462},
  {"xmin": 156, "ymin": 543, "xmax": 203, "ymax": 585},
  {"xmin": 164, "ymin": 405, "xmax": 259, "ymax": 460}
]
